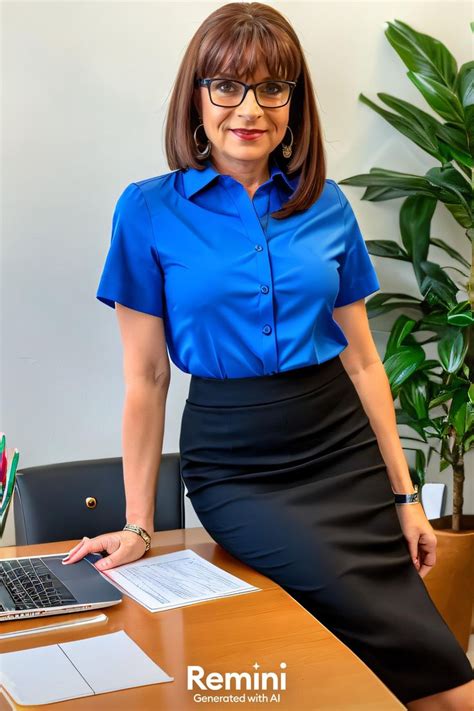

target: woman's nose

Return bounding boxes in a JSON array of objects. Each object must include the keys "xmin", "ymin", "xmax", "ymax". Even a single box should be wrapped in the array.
[{"xmin": 237, "ymin": 88, "xmax": 262, "ymax": 117}]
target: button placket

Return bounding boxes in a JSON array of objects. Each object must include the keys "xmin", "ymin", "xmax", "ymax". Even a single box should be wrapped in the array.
[{"xmin": 225, "ymin": 181, "xmax": 278, "ymax": 375}]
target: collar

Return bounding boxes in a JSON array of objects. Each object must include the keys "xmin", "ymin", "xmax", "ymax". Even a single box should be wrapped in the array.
[{"xmin": 181, "ymin": 154, "xmax": 297, "ymax": 199}]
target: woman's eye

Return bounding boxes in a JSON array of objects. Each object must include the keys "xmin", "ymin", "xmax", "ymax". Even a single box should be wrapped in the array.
[
  {"xmin": 216, "ymin": 81, "xmax": 238, "ymax": 93},
  {"xmin": 263, "ymin": 83, "xmax": 283, "ymax": 94}
]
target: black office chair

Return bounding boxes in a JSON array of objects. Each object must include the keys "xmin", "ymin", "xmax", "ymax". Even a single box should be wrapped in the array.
[{"xmin": 13, "ymin": 453, "xmax": 185, "ymax": 545}]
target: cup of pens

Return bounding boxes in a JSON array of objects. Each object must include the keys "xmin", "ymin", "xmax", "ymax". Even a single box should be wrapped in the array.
[{"xmin": 0, "ymin": 433, "xmax": 20, "ymax": 538}]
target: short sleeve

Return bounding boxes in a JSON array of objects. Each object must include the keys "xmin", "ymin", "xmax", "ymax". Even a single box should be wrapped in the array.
[
  {"xmin": 96, "ymin": 183, "xmax": 165, "ymax": 318},
  {"xmin": 333, "ymin": 184, "xmax": 380, "ymax": 308}
]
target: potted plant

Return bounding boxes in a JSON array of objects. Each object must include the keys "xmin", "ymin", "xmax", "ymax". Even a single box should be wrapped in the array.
[{"xmin": 339, "ymin": 18, "xmax": 473, "ymax": 650}]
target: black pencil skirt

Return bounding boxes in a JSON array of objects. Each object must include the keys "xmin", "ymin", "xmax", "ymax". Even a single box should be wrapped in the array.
[{"xmin": 179, "ymin": 355, "xmax": 473, "ymax": 705}]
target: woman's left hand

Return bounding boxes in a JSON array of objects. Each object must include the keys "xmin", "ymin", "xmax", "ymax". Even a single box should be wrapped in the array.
[{"xmin": 395, "ymin": 503, "xmax": 437, "ymax": 578}]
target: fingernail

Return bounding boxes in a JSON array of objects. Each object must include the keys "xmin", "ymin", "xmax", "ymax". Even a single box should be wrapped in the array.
[
  {"xmin": 62, "ymin": 537, "xmax": 86, "ymax": 564},
  {"xmin": 68, "ymin": 537, "xmax": 86, "ymax": 555}
]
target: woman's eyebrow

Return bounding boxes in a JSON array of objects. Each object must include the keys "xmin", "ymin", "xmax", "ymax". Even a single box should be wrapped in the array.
[{"xmin": 215, "ymin": 73, "xmax": 274, "ymax": 80}]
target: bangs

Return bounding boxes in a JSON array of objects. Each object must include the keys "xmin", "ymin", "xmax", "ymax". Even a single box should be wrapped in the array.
[{"xmin": 197, "ymin": 22, "xmax": 300, "ymax": 82}]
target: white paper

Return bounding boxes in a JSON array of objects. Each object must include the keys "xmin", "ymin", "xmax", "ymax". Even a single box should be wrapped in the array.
[
  {"xmin": 102, "ymin": 548, "xmax": 261, "ymax": 611},
  {"xmin": 0, "ymin": 630, "xmax": 173, "ymax": 705}
]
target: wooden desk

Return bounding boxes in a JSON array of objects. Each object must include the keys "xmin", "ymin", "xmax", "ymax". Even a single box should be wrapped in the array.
[{"xmin": 0, "ymin": 527, "xmax": 404, "ymax": 710}]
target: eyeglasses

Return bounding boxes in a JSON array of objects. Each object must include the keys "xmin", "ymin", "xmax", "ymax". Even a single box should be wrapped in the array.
[{"xmin": 195, "ymin": 78, "xmax": 297, "ymax": 108}]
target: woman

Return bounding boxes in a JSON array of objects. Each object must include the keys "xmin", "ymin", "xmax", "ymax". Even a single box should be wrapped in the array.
[{"xmin": 64, "ymin": 3, "xmax": 473, "ymax": 707}]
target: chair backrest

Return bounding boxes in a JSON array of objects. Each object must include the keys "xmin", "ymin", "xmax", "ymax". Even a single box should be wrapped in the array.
[{"xmin": 13, "ymin": 453, "xmax": 185, "ymax": 545}]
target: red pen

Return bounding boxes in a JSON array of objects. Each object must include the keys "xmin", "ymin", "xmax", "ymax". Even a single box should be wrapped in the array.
[{"xmin": 0, "ymin": 433, "xmax": 6, "ymax": 489}]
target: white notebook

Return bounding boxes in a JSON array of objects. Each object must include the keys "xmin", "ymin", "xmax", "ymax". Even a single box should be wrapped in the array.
[{"xmin": 0, "ymin": 630, "xmax": 174, "ymax": 705}]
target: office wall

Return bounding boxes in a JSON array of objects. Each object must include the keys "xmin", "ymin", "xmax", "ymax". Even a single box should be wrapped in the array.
[{"xmin": 1, "ymin": 1, "xmax": 472, "ymax": 546}]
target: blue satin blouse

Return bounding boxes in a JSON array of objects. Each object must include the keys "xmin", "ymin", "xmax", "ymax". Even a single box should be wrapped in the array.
[{"xmin": 96, "ymin": 156, "xmax": 380, "ymax": 379}]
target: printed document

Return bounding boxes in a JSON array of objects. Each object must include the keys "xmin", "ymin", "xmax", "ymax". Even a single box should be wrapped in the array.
[{"xmin": 101, "ymin": 548, "xmax": 261, "ymax": 611}]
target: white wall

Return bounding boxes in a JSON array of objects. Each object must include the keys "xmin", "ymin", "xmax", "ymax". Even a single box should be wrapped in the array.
[{"xmin": 1, "ymin": 1, "xmax": 472, "ymax": 546}]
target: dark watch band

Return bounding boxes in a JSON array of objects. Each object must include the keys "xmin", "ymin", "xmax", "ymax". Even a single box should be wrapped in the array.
[{"xmin": 392, "ymin": 485, "xmax": 419, "ymax": 505}]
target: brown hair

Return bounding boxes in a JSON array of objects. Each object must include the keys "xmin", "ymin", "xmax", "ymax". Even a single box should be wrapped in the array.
[{"xmin": 164, "ymin": 2, "xmax": 327, "ymax": 219}]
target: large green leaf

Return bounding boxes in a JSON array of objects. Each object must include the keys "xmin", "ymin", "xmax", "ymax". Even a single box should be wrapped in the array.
[
  {"xmin": 339, "ymin": 168, "xmax": 457, "ymax": 203},
  {"xmin": 358, "ymin": 92, "xmax": 444, "ymax": 160},
  {"xmin": 448, "ymin": 387, "xmax": 470, "ymax": 436},
  {"xmin": 435, "ymin": 122, "xmax": 474, "ymax": 168},
  {"xmin": 440, "ymin": 437, "xmax": 454, "ymax": 465},
  {"xmin": 418, "ymin": 359, "xmax": 444, "ymax": 373},
  {"xmin": 399, "ymin": 374, "xmax": 430, "ymax": 419},
  {"xmin": 384, "ymin": 19, "xmax": 457, "ymax": 88},
  {"xmin": 457, "ymin": 61, "xmax": 474, "ymax": 107},
  {"xmin": 399, "ymin": 196, "xmax": 436, "ymax": 284},
  {"xmin": 438, "ymin": 329, "xmax": 468, "ymax": 372},
  {"xmin": 365, "ymin": 239, "xmax": 411, "ymax": 260},
  {"xmin": 363, "ymin": 90, "xmax": 472, "ymax": 167},
  {"xmin": 376, "ymin": 92, "xmax": 442, "ymax": 131},
  {"xmin": 408, "ymin": 71, "xmax": 465, "ymax": 123},
  {"xmin": 456, "ymin": 61, "xmax": 474, "ymax": 157},
  {"xmin": 417, "ymin": 310, "xmax": 450, "ymax": 329},
  {"xmin": 385, "ymin": 315, "xmax": 417, "ymax": 359},
  {"xmin": 383, "ymin": 345, "xmax": 426, "ymax": 390},
  {"xmin": 425, "ymin": 165, "xmax": 472, "ymax": 218},
  {"xmin": 414, "ymin": 449, "xmax": 427, "ymax": 487},
  {"xmin": 447, "ymin": 301, "xmax": 474, "ymax": 327},
  {"xmin": 419, "ymin": 260, "xmax": 459, "ymax": 307},
  {"xmin": 429, "ymin": 387, "xmax": 461, "ymax": 408},
  {"xmin": 365, "ymin": 292, "xmax": 423, "ymax": 318},
  {"xmin": 443, "ymin": 203, "xmax": 473, "ymax": 229}
]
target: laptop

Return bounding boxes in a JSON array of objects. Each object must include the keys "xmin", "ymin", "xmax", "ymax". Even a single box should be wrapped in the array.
[{"xmin": 0, "ymin": 552, "xmax": 123, "ymax": 622}]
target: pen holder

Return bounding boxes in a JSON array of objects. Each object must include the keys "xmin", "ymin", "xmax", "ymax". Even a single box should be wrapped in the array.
[{"xmin": 0, "ymin": 432, "xmax": 20, "ymax": 537}]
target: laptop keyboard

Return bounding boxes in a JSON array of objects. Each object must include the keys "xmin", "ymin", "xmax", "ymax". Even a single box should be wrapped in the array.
[{"xmin": 0, "ymin": 558, "xmax": 78, "ymax": 611}]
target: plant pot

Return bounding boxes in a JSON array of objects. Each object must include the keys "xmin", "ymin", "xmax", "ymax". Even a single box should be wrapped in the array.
[{"xmin": 423, "ymin": 515, "xmax": 474, "ymax": 652}]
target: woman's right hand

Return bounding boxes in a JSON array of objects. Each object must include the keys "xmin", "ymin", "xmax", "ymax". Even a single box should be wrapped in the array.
[{"xmin": 61, "ymin": 530, "xmax": 148, "ymax": 572}]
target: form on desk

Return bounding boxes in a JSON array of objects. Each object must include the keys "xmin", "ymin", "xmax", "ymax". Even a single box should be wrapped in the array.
[{"xmin": 101, "ymin": 548, "xmax": 261, "ymax": 612}]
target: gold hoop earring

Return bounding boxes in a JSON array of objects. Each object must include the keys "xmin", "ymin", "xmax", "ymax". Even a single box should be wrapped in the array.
[
  {"xmin": 193, "ymin": 120, "xmax": 211, "ymax": 159},
  {"xmin": 282, "ymin": 126, "xmax": 294, "ymax": 158}
]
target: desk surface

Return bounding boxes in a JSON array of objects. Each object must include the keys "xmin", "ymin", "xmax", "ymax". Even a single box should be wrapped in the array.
[{"xmin": 0, "ymin": 528, "xmax": 404, "ymax": 710}]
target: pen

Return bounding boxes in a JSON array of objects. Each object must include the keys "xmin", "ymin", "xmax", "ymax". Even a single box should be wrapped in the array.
[{"xmin": 0, "ymin": 612, "xmax": 108, "ymax": 639}]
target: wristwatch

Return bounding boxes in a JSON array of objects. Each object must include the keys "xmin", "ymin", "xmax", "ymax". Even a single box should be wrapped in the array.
[
  {"xmin": 123, "ymin": 523, "xmax": 152, "ymax": 551},
  {"xmin": 392, "ymin": 484, "xmax": 419, "ymax": 505}
]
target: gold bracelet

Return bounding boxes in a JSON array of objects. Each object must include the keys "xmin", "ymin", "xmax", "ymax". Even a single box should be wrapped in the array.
[{"xmin": 123, "ymin": 523, "xmax": 152, "ymax": 551}]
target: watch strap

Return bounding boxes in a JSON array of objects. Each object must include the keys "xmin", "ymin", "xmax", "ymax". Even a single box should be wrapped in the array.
[{"xmin": 392, "ymin": 485, "xmax": 419, "ymax": 505}]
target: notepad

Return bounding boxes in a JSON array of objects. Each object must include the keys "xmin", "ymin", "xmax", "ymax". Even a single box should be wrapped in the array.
[{"xmin": 0, "ymin": 630, "xmax": 174, "ymax": 705}]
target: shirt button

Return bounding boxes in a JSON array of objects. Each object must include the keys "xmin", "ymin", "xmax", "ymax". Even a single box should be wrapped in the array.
[
  {"xmin": 255, "ymin": 244, "xmax": 263, "ymax": 252},
  {"xmin": 260, "ymin": 285, "xmax": 269, "ymax": 294},
  {"xmin": 262, "ymin": 324, "xmax": 272, "ymax": 335}
]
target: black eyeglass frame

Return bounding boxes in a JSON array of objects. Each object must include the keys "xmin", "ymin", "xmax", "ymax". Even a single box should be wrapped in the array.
[{"xmin": 195, "ymin": 77, "xmax": 297, "ymax": 108}]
